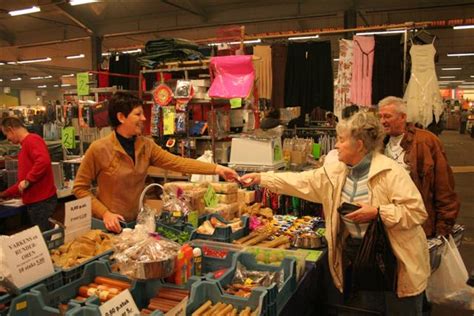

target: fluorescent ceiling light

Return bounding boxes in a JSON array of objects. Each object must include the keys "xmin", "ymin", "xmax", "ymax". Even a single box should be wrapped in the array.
[
  {"xmin": 0, "ymin": 63, "xmax": 4, "ymax": 66},
  {"xmin": 121, "ymin": 49, "xmax": 142, "ymax": 54},
  {"xmin": 69, "ymin": 0, "xmax": 96, "ymax": 5},
  {"xmin": 7, "ymin": 62, "xmax": 16, "ymax": 65},
  {"xmin": 62, "ymin": 74, "xmax": 75, "ymax": 77},
  {"xmin": 61, "ymin": 84, "xmax": 72, "ymax": 87},
  {"xmin": 208, "ymin": 39, "xmax": 262, "ymax": 46},
  {"xmin": 458, "ymin": 85, "xmax": 474, "ymax": 89},
  {"xmin": 11, "ymin": 78, "xmax": 22, "ymax": 81},
  {"xmin": 447, "ymin": 53, "xmax": 474, "ymax": 57},
  {"xmin": 9, "ymin": 6, "xmax": 40, "ymax": 16},
  {"xmin": 37, "ymin": 85, "xmax": 47, "ymax": 88},
  {"xmin": 101, "ymin": 52, "xmax": 111, "ymax": 56},
  {"xmin": 441, "ymin": 67, "xmax": 462, "ymax": 71},
  {"xmin": 438, "ymin": 80, "xmax": 464, "ymax": 84},
  {"xmin": 30, "ymin": 76, "xmax": 44, "ymax": 80},
  {"xmin": 453, "ymin": 25, "xmax": 474, "ymax": 30},
  {"xmin": 0, "ymin": 79, "xmax": 3, "ymax": 82},
  {"xmin": 462, "ymin": 81, "xmax": 474, "ymax": 84},
  {"xmin": 17, "ymin": 57, "xmax": 51, "ymax": 64},
  {"xmin": 229, "ymin": 39, "xmax": 261, "ymax": 45},
  {"xmin": 66, "ymin": 54, "xmax": 85, "ymax": 59},
  {"xmin": 333, "ymin": 58, "xmax": 340, "ymax": 62},
  {"xmin": 54, "ymin": 84, "xmax": 59, "ymax": 87},
  {"xmin": 439, "ymin": 76, "xmax": 455, "ymax": 79},
  {"xmin": 44, "ymin": 75, "xmax": 52, "ymax": 79},
  {"xmin": 288, "ymin": 35, "xmax": 319, "ymax": 41},
  {"xmin": 356, "ymin": 30, "xmax": 405, "ymax": 36},
  {"xmin": 471, "ymin": 75, "xmax": 474, "ymax": 78}
]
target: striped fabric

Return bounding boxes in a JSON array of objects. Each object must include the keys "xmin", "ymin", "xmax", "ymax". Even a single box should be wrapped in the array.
[{"xmin": 341, "ymin": 174, "xmax": 369, "ymax": 204}]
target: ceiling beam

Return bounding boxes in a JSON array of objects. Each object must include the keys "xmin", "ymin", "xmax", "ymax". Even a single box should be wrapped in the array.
[
  {"xmin": 161, "ymin": 0, "xmax": 207, "ymax": 19},
  {"xmin": 0, "ymin": 25, "xmax": 15, "ymax": 45},
  {"xmin": 55, "ymin": 3, "xmax": 95, "ymax": 34}
]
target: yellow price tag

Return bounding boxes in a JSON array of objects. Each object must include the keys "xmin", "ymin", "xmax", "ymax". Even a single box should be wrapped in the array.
[
  {"xmin": 172, "ymin": 211, "xmax": 182, "ymax": 217},
  {"xmin": 76, "ymin": 72, "xmax": 89, "ymax": 96},
  {"xmin": 16, "ymin": 301, "xmax": 27, "ymax": 310},
  {"xmin": 244, "ymin": 278, "xmax": 254, "ymax": 286}
]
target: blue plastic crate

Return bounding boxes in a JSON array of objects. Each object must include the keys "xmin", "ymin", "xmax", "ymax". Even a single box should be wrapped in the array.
[
  {"xmin": 8, "ymin": 261, "xmax": 133, "ymax": 316},
  {"xmin": 42, "ymin": 226, "xmax": 65, "ymax": 250},
  {"xmin": 91, "ymin": 217, "xmax": 136, "ymax": 232},
  {"xmin": 60, "ymin": 249, "xmax": 114, "ymax": 284},
  {"xmin": 155, "ymin": 222, "xmax": 194, "ymax": 245},
  {"xmin": 215, "ymin": 252, "xmax": 297, "ymax": 316},
  {"xmin": 187, "ymin": 280, "xmax": 267, "ymax": 316},
  {"xmin": 190, "ymin": 214, "xmax": 249, "ymax": 243}
]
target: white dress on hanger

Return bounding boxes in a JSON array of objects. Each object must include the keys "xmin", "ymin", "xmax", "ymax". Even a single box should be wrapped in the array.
[{"xmin": 403, "ymin": 43, "xmax": 443, "ymax": 127}]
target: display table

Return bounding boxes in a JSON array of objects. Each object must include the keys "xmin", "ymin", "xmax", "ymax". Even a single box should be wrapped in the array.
[{"xmin": 0, "ymin": 202, "xmax": 26, "ymax": 219}]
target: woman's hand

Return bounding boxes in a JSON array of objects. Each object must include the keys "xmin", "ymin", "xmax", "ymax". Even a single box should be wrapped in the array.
[
  {"xmin": 215, "ymin": 165, "xmax": 239, "ymax": 182},
  {"xmin": 344, "ymin": 203, "xmax": 378, "ymax": 223},
  {"xmin": 239, "ymin": 173, "xmax": 261, "ymax": 187},
  {"xmin": 103, "ymin": 211, "xmax": 125, "ymax": 233}
]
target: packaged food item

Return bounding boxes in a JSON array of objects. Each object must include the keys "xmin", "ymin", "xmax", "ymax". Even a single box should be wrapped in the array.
[
  {"xmin": 216, "ymin": 193, "xmax": 238, "ymax": 204},
  {"xmin": 209, "ymin": 182, "xmax": 238, "ymax": 194}
]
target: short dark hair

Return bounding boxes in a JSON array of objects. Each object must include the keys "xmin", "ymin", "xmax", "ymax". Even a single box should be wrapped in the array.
[
  {"xmin": 108, "ymin": 92, "xmax": 142, "ymax": 128},
  {"xmin": 1, "ymin": 116, "xmax": 25, "ymax": 129}
]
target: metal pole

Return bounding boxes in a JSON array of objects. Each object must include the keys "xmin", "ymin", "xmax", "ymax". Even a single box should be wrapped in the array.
[{"xmin": 403, "ymin": 29, "xmax": 408, "ymax": 91}]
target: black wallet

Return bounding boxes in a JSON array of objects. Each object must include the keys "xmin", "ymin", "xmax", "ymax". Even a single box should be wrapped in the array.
[{"xmin": 337, "ymin": 202, "xmax": 361, "ymax": 215}]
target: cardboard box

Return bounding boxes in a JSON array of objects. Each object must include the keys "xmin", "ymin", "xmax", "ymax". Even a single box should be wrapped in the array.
[{"xmin": 216, "ymin": 193, "xmax": 238, "ymax": 203}]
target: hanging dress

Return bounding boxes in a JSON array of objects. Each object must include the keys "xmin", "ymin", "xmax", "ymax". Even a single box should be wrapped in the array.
[
  {"xmin": 350, "ymin": 35, "xmax": 375, "ymax": 107},
  {"xmin": 403, "ymin": 43, "xmax": 443, "ymax": 127},
  {"xmin": 372, "ymin": 34, "xmax": 403, "ymax": 104},
  {"xmin": 334, "ymin": 39, "xmax": 354, "ymax": 119},
  {"xmin": 254, "ymin": 45, "xmax": 273, "ymax": 100}
]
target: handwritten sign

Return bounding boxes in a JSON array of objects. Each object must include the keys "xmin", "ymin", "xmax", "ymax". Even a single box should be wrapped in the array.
[
  {"xmin": 61, "ymin": 127, "xmax": 76, "ymax": 149},
  {"xmin": 2, "ymin": 226, "xmax": 54, "ymax": 288},
  {"xmin": 64, "ymin": 197, "xmax": 91, "ymax": 243},
  {"xmin": 99, "ymin": 289, "xmax": 139, "ymax": 316},
  {"xmin": 77, "ymin": 72, "xmax": 90, "ymax": 96},
  {"xmin": 230, "ymin": 98, "xmax": 242, "ymax": 109}
]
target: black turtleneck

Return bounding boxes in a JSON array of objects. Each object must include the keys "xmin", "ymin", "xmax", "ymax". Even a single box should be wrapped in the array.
[{"xmin": 116, "ymin": 131, "xmax": 136, "ymax": 163}]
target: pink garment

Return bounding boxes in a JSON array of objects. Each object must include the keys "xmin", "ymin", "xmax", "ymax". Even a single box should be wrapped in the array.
[
  {"xmin": 208, "ymin": 55, "xmax": 255, "ymax": 98},
  {"xmin": 350, "ymin": 36, "xmax": 375, "ymax": 107}
]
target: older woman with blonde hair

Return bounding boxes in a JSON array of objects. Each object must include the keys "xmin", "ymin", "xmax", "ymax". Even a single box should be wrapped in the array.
[{"xmin": 241, "ymin": 111, "xmax": 430, "ymax": 314}]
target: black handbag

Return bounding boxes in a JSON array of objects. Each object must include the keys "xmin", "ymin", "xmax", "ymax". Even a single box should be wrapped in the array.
[{"xmin": 351, "ymin": 214, "xmax": 398, "ymax": 292}]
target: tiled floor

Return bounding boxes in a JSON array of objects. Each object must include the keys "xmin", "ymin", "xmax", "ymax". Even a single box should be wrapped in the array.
[{"xmin": 432, "ymin": 130, "xmax": 474, "ymax": 315}]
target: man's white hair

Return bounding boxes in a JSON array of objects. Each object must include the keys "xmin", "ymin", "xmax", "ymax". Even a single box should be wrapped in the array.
[{"xmin": 378, "ymin": 96, "xmax": 407, "ymax": 115}]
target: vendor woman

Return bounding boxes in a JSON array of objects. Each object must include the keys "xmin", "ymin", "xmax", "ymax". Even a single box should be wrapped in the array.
[{"xmin": 73, "ymin": 92, "xmax": 239, "ymax": 233}]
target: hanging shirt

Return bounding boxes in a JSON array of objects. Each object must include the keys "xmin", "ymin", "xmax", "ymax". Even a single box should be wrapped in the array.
[{"xmin": 350, "ymin": 36, "xmax": 375, "ymax": 107}]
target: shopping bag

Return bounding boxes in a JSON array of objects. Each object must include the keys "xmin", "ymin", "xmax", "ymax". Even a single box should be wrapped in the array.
[
  {"xmin": 426, "ymin": 235, "xmax": 474, "ymax": 310},
  {"xmin": 208, "ymin": 55, "xmax": 255, "ymax": 98},
  {"xmin": 190, "ymin": 150, "xmax": 219, "ymax": 183},
  {"xmin": 351, "ymin": 214, "xmax": 398, "ymax": 292},
  {"xmin": 92, "ymin": 101, "xmax": 109, "ymax": 128}
]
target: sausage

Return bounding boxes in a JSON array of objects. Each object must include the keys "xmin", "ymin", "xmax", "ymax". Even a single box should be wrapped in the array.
[
  {"xmin": 94, "ymin": 276, "xmax": 131, "ymax": 290},
  {"xmin": 216, "ymin": 304, "xmax": 233, "ymax": 316},
  {"xmin": 156, "ymin": 291, "xmax": 188, "ymax": 301},
  {"xmin": 192, "ymin": 300, "xmax": 212, "ymax": 316}
]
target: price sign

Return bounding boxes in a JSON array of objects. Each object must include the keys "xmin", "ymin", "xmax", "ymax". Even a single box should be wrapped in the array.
[
  {"xmin": 2, "ymin": 226, "xmax": 54, "ymax": 288},
  {"xmin": 61, "ymin": 127, "xmax": 76, "ymax": 149},
  {"xmin": 64, "ymin": 197, "xmax": 91, "ymax": 243},
  {"xmin": 77, "ymin": 72, "xmax": 90, "ymax": 96},
  {"xmin": 230, "ymin": 98, "xmax": 242, "ymax": 109},
  {"xmin": 99, "ymin": 289, "xmax": 139, "ymax": 316},
  {"xmin": 187, "ymin": 211, "xmax": 198, "ymax": 228},
  {"xmin": 204, "ymin": 185, "xmax": 218, "ymax": 208}
]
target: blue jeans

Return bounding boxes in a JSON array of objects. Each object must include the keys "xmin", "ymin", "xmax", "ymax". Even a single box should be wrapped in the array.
[{"xmin": 26, "ymin": 195, "xmax": 57, "ymax": 232}]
